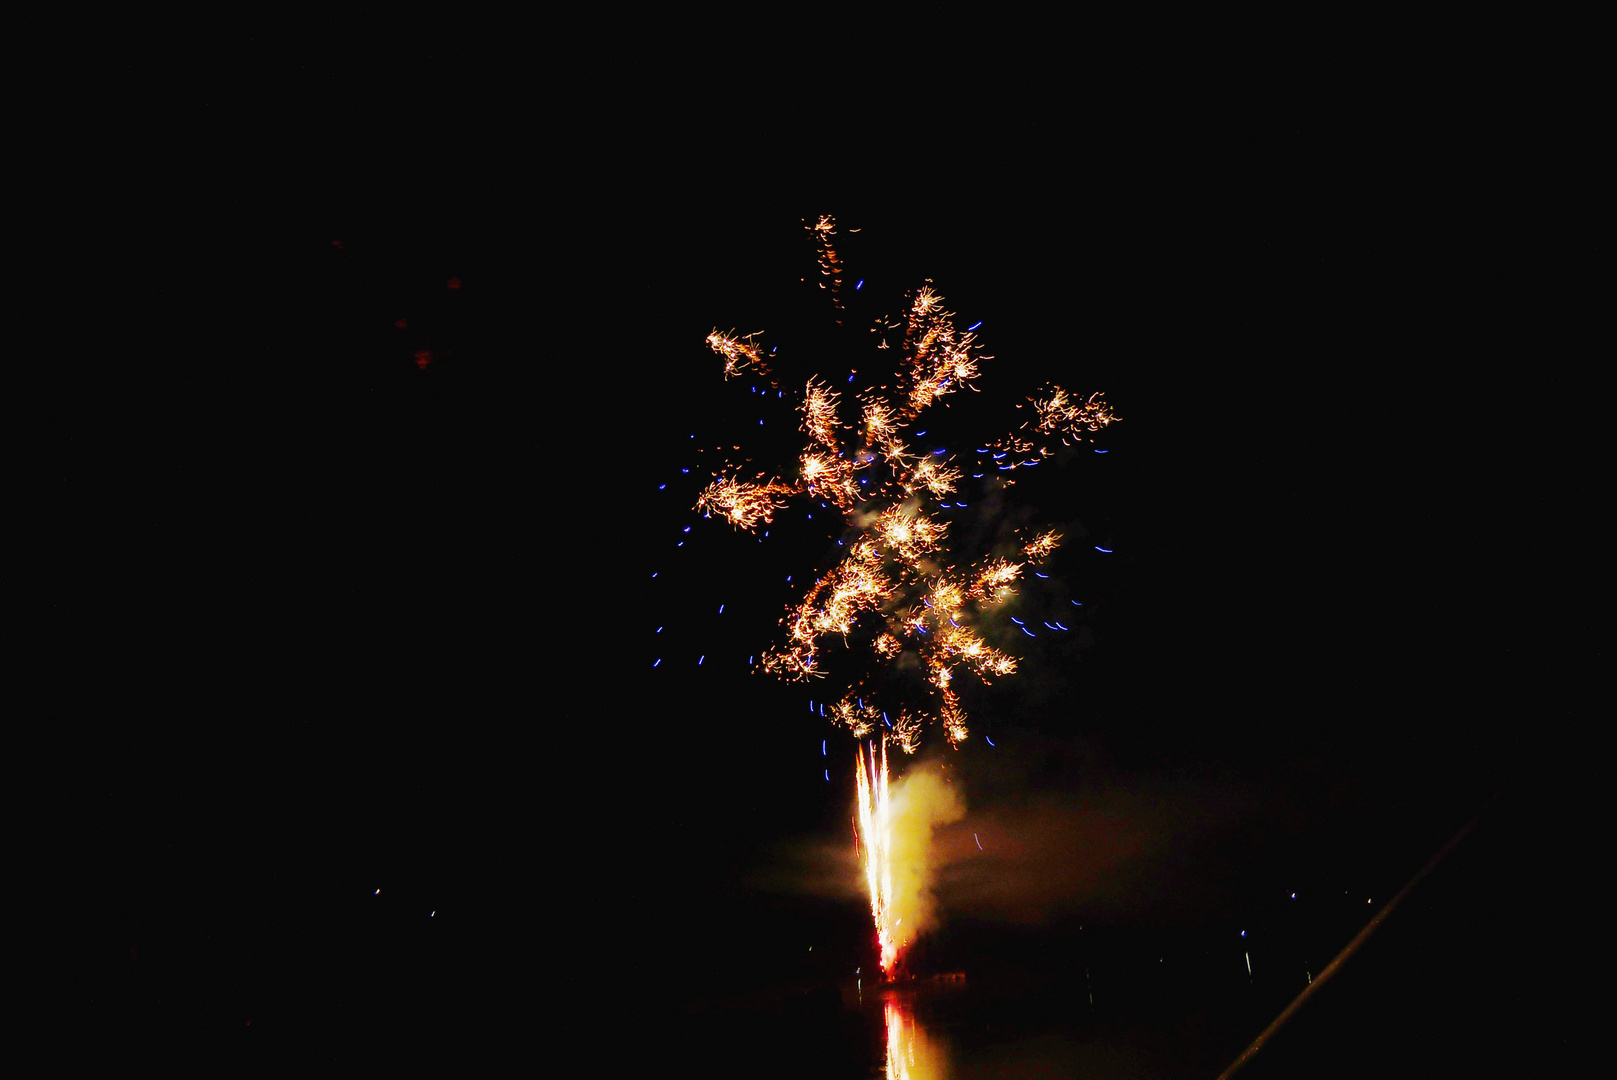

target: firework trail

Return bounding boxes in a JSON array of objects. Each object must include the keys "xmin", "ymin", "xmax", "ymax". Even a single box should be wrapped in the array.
[
  {"xmin": 808, "ymin": 213, "xmax": 851, "ymax": 324},
  {"xmin": 696, "ymin": 215, "xmax": 1118, "ymax": 752}
]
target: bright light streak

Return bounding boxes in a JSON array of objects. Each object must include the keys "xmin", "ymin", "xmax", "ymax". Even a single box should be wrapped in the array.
[{"xmin": 856, "ymin": 740, "xmax": 899, "ymax": 976}]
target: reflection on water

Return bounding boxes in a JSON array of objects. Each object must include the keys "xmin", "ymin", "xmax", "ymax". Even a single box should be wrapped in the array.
[{"xmin": 882, "ymin": 993, "xmax": 950, "ymax": 1080}]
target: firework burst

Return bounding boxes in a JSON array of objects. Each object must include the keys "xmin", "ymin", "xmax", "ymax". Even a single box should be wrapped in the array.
[{"xmin": 696, "ymin": 216, "xmax": 1117, "ymax": 752}]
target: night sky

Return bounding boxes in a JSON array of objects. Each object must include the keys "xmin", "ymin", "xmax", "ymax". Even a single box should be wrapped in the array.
[{"xmin": 57, "ymin": 99, "xmax": 1588, "ymax": 1071}]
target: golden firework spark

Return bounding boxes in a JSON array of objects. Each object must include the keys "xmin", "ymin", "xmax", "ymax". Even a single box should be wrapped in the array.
[
  {"xmin": 693, "ymin": 475, "xmax": 795, "ymax": 530},
  {"xmin": 1022, "ymin": 528, "xmax": 1062, "ymax": 564},
  {"xmin": 1029, "ymin": 386, "xmax": 1119, "ymax": 442},
  {"xmin": 704, "ymin": 329, "xmax": 773, "ymax": 383},
  {"xmin": 809, "ymin": 214, "xmax": 847, "ymax": 319}
]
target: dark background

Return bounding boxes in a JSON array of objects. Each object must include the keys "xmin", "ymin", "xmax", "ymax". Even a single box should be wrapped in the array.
[{"xmin": 52, "ymin": 81, "xmax": 1590, "ymax": 1073}]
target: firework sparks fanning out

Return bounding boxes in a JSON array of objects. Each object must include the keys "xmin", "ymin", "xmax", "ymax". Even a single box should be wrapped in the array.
[
  {"xmin": 1031, "ymin": 386, "xmax": 1119, "ymax": 441},
  {"xmin": 705, "ymin": 329, "xmax": 775, "ymax": 385},
  {"xmin": 697, "ymin": 216, "xmax": 1118, "ymax": 752}
]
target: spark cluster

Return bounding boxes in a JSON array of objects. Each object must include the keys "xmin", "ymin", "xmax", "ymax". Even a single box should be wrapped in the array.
[
  {"xmin": 1030, "ymin": 386, "xmax": 1119, "ymax": 442},
  {"xmin": 695, "ymin": 215, "xmax": 1117, "ymax": 751},
  {"xmin": 704, "ymin": 329, "xmax": 775, "ymax": 385}
]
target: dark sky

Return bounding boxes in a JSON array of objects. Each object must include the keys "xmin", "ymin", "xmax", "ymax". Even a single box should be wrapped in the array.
[{"xmin": 61, "ymin": 97, "xmax": 1588, "ymax": 1067}]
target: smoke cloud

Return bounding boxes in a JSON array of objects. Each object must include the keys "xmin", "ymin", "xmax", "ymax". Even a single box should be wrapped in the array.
[{"xmin": 885, "ymin": 760, "xmax": 966, "ymax": 947}]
